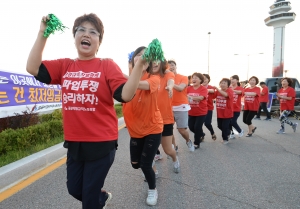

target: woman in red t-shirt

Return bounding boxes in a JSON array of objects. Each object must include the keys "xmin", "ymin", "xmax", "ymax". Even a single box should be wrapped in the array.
[
  {"xmin": 26, "ymin": 14, "xmax": 148, "ymax": 208},
  {"xmin": 213, "ymin": 78, "xmax": 233, "ymax": 144},
  {"xmin": 229, "ymin": 75, "xmax": 244, "ymax": 139},
  {"xmin": 276, "ymin": 77, "xmax": 298, "ymax": 134},
  {"xmin": 187, "ymin": 73, "xmax": 208, "ymax": 149},
  {"xmin": 202, "ymin": 74, "xmax": 217, "ymax": 140},
  {"xmin": 243, "ymin": 76, "xmax": 260, "ymax": 137}
]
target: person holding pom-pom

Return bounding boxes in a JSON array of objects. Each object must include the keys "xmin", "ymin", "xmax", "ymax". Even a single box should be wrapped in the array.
[{"xmin": 27, "ymin": 13, "xmax": 147, "ymax": 209}]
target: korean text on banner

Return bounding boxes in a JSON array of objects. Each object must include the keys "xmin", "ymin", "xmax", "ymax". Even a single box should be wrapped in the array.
[{"xmin": 0, "ymin": 70, "xmax": 62, "ymax": 118}]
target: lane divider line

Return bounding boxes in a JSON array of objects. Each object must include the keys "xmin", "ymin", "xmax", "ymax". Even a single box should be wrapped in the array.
[{"xmin": 0, "ymin": 124, "xmax": 126, "ymax": 202}]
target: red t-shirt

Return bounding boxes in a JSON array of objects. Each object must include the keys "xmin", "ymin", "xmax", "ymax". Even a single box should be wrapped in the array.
[
  {"xmin": 157, "ymin": 71, "xmax": 175, "ymax": 124},
  {"xmin": 123, "ymin": 73, "xmax": 163, "ymax": 138},
  {"xmin": 278, "ymin": 87, "xmax": 296, "ymax": 111},
  {"xmin": 260, "ymin": 86, "xmax": 269, "ymax": 102},
  {"xmin": 204, "ymin": 85, "xmax": 216, "ymax": 111},
  {"xmin": 215, "ymin": 88, "xmax": 234, "ymax": 118},
  {"xmin": 231, "ymin": 86, "xmax": 244, "ymax": 112},
  {"xmin": 43, "ymin": 58, "xmax": 127, "ymax": 142},
  {"xmin": 244, "ymin": 86, "xmax": 260, "ymax": 111},
  {"xmin": 187, "ymin": 85, "xmax": 208, "ymax": 116}
]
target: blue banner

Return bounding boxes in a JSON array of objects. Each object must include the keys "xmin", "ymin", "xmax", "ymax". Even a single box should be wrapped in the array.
[{"xmin": 0, "ymin": 70, "xmax": 62, "ymax": 118}]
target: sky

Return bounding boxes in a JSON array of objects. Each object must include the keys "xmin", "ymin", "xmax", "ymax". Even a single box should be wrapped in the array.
[{"xmin": 0, "ymin": 0, "xmax": 299, "ymax": 86}]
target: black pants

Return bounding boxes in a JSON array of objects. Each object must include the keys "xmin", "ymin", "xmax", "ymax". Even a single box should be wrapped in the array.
[
  {"xmin": 257, "ymin": 102, "xmax": 271, "ymax": 119},
  {"xmin": 188, "ymin": 115, "xmax": 206, "ymax": 146},
  {"xmin": 229, "ymin": 111, "xmax": 242, "ymax": 134},
  {"xmin": 130, "ymin": 133, "xmax": 161, "ymax": 189},
  {"xmin": 204, "ymin": 110, "xmax": 215, "ymax": 135},
  {"xmin": 66, "ymin": 149, "xmax": 116, "ymax": 209},
  {"xmin": 217, "ymin": 118, "xmax": 231, "ymax": 141},
  {"xmin": 243, "ymin": 110, "xmax": 257, "ymax": 125}
]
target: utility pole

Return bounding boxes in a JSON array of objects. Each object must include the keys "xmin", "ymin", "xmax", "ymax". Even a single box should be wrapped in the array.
[{"xmin": 208, "ymin": 32, "xmax": 211, "ymax": 75}]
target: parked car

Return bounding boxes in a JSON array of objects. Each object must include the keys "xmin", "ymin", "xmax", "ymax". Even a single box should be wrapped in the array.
[{"xmin": 261, "ymin": 77, "xmax": 300, "ymax": 111}]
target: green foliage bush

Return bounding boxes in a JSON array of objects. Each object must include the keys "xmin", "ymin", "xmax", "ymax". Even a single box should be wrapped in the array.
[
  {"xmin": 114, "ymin": 103, "xmax": 123, "ymax": 118},
  {"xmin": 0, "ymin": 120, "xmax": 63, "ymax": 156},
  {"xmin": 0, "ymin": 105, "xmax": 122, "ymax": 163}
]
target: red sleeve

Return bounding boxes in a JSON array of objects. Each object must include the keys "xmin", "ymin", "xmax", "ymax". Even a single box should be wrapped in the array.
[
  {"xmin": 255, "ymin": 87, "xmax": 261, "ymax": 97},
  {"xmin": 239, "ymin": 87, "xmax": 245, "ymax": 95},
  {"xmin": 262, "ymin": 87, "xmax": 268, "ymax": 95},
  {"xmin": 227, "ymin": 88, "xmax": 234, "ymax": 99},
  {"xmin": 104, "ymin": 59, "xmax": 127, "ymax": 94},
  {"xmin": 201, "ymin": 87, "xmax": 208, "ymax": 98},
  {"xmin": 42, "ymin": 58, "xmax": 72, "ymax": 85},
  {"xmin": 288, "ymin": 87, "xmax": 296, "ymax": 97}
]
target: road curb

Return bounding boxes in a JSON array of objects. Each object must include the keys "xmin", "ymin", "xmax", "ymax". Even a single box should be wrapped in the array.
[{"xmin": 0, "ymin": 117, "xmax": 125, "ymax": 193}]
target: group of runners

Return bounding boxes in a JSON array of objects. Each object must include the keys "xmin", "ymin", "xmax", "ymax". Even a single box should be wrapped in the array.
[{"xmin": 26, "ymin": 13, "xmax": 298, "ymax": 209}]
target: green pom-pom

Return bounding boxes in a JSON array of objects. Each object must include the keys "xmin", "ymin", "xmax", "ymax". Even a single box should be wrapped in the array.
[
  {"xmin": 43, "ymin": 14, "xmax": 68, "ymax": 38},
  {"xmin": 142, "ymin": 39, "xmax": 165, "ymax": 62}
]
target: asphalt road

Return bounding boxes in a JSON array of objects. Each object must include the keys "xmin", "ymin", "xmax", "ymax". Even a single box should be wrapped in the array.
[{"xmin": 1, "ymin": 114, "xmax": 300, "ymax": 209}]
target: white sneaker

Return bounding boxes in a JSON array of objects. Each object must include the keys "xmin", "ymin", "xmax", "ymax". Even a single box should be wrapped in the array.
[
  {"xmin": 223, "ymin": 140, "xmax": 229, "ymax": 145},
  {"xmin": 292, "ymin": 123, "xmax": 298, "ymax": 132},
  {"xmin": 186, "ymin": 140, "xmax": 195, "ymax": 152},
  {"xmin": 154, "ymin": 154, "xmax": 163, "ymax": 161},
  {"xmin": 146, "ymin": 189, "xmax": 158, "ymax": 206},
  {"xmin": 103, "ymin": 192, "xmax": 112, "ymax": 209},
  {"xmin": 238, "ymin": 130, "xmax": 244, "ymax": 138},
  {"xmin": 173, "ymin": 157, "xmax": 180, "ymax": 173},
  {"xmin": 229, "ymin": 134, "xmax": 235, "ymax": 139}
]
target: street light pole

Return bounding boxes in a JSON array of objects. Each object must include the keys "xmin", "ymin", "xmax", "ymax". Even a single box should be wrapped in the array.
[
  {"xmin": 208, "ymin": 32, "xmax": 211, "ymax": 75},
  {"xmin": 247, "ymin": 54, "xmax": 250, "ymax": 80}
]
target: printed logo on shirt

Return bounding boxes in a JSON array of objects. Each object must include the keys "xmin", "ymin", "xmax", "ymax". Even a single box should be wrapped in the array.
[
  {"xmin": 216, "ymin": 95, "xmax": 227, "ymax": 109},
  {"xmin": 244, "ymin": 95, "xmax": 255, "ymax": 103},
  {"xmin": 188, "ymin": 93, "xmax": 200, "ymax": 107},
  {"xmin": 62, "ymin": 71, "xmax": 101, "ymax": 112},
  {"xmin": 63, "ymin": 71, "xmax": 101, "ymax": 79},
  {"xmin": 279, "ymin": 93, "xmax": 288, "ymax": 103}
]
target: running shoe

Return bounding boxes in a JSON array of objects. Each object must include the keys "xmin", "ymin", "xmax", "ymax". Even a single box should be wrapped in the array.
[
  {"xmin": 186, "ymin": 140, "xmax": 195, "ymax": 152},
  {"xmin": 154, "ymin": 154, "xmax": 163, "ymax": 161},
  {"xmin": 238, "ymin": 130, "xmax": 244, "ymax": 138},
  {"xmin": 292, "ymin": 123, "xmax": 298, "ymax": 132},
  {"xmin": 229, "ymin": 134, "xmax": 235, "ymax": 139},
  {"xmin": 103, "ymin": 192, "xmax": 112, "ymax": 209},
  {"xmin": 223, "ymin": 140, "xmax": 229, "ymax": 145},
  {"xmin": 254, "ymin": 117, "xmax": 261, "ymax": 120},
  {"xmin": 173, "ymin": 157, "xmax": 180, "ymax": 173},
  {"xmin": 146, "ymin": 189, "xmax": 158, "ymax": 206},
  {"xmin": 277, "ymin": 129, "xmax": 285, "ymax": 134}
]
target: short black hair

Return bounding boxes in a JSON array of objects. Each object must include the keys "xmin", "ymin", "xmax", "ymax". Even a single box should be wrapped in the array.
[
  {"xmin": 220, "ymin": 78, "xmax": 231, "ymax": 87},
  {"xmin": 259, "ymin": 82, "xmax": 266, "ymax": 85},
  {"xmin": 231, "ymin": 75, "xmax": 239, "ymax": 81},
  {"xmin": 167, "ymin": 60, "xmax": 176, "ymax": 66}
]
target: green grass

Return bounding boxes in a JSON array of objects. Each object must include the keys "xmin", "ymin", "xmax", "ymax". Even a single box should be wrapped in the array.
[
  {"xmin": 0, "ymin": 105, "xmax": 123, "ymax": 167},
  {"xmin": 0, "ymin": 135, "xmax": 64, "ymax": 167}
]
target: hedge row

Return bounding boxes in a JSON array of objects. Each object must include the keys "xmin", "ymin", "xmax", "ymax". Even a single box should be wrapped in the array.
[
  {"xmin": 0, "ymin": 105, "xmax": 123, "ymax": 157},
  {"xmin": 0, "ymin": 119, "xmax": 63, "ymax": 155}
]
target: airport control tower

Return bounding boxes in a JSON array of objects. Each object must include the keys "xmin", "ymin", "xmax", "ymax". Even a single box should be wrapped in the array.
[{"xmin": 265, "ymin": 0, "xmax": 296, "ymax": 77}]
